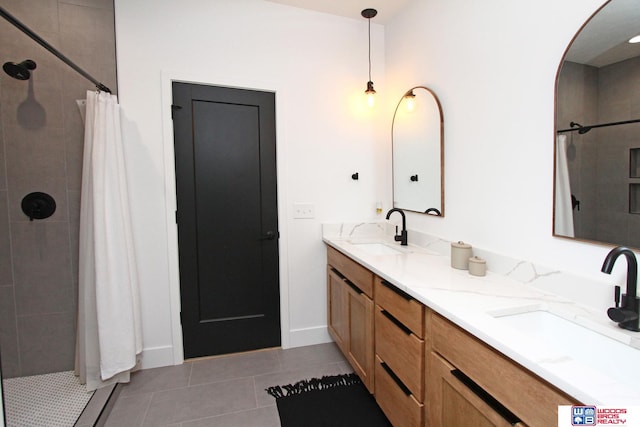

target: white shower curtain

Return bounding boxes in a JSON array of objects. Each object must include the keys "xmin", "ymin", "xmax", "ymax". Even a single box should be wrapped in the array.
[
  {"xmin": 555, "ymin": 134, "xmax": 575, "ymax": 237},
  {"xmin": 76, "ymin": 90, "xmax": 142, "ymax": 391}
]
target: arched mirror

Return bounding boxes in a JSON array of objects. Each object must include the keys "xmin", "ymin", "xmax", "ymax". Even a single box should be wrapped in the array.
[
  {"xmin": 554, "ymin": 0, "xmax": 640, "ymax": 248},
  {"xmin": 392, "ymin": 86, "xmax": 444, "ymax": 216}
]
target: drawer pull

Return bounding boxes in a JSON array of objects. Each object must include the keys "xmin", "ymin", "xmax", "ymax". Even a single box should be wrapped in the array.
[
  {"xmin": 380, "ymin": 280, "xmax": 413, "ymax": 301},
  {"xmin": 331, "ymin": 267, "xmax": 364, "ymax": 295},
  {"xmin": 330, "ymin": 267, "xmax": 345, "ymax": 280},
  {"xmin": 380, "ymin": 361, "xmax": 411, "ymax": 396},
  {"xmin": 451, "ymin": 369, "xmax": 521, "ymax": 425},
  {"xmin": 344, "ymin": 279, "xmax": 364, "ymax": 295},
  {"xmin": 381, "ymin": 309, "xmax": 412, "ymax": 335}
]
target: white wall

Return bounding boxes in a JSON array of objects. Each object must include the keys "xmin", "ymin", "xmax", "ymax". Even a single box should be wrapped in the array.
[
  {"xmin": 115, "ymin": 0, "xmax": 629, "ymax": 369},
  {"xmin": 384, "ymin": 0, "xmax": 623, "ymax": 280},
  {"xmin": 114, "ymin": 0, "xmax": 388, "ymax": 366}
]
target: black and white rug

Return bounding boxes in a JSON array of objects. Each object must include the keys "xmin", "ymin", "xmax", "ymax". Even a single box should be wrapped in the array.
[{"xmin": 266, "ymin": 373, "xmax": 391, "ymax": 427}]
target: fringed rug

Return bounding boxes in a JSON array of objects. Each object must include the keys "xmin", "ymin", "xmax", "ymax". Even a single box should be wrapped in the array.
[{"xmin": 266, "ymin": 373, "xmax": 391, "ymax": 427}]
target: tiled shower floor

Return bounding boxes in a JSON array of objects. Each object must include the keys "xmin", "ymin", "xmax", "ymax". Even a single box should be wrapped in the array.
[{"xmin": 2, "ymin": 371, "xmax": 93, "ymax": 427}]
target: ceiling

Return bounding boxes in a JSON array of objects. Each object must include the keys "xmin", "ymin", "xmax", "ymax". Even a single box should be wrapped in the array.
[
  {"xmin": 264, "ymin": 0, "xmax": 413, "ymax": 23},
  {"xmin": 265, "ymin": 0, "xmax": 639, "ymax": 67},
  {"xmin": 563, "ymin": 0, "xmax": 640, "ymax": 67}
]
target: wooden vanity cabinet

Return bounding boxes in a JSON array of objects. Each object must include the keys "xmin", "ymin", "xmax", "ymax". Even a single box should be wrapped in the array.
[
  {"xmin": 326, "ymin": 245, "xmax": 580, "ymax": 427},
  {"xmin": 428, "ymin": 351, "xmax": 527, "ymax": 427},
  {"xmin": 326, "ymin": 246, "xmax": 374, "ymax": 392},
  {"xmin": 374, "ymin": 276, "xmax": 425, "ymax": 427},
  {"xmin": 427, "ymin": 311, "xmax": 579, "ymax": 427}
]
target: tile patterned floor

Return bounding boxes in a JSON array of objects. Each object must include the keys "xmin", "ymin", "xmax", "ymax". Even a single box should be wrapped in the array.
[
  {"xmin": 2, "ymin": 371, "xmax": 93, "ymax": 427},
  {"xmin": 104, "ymin": 343, "xmax": 352, "ymax": 427}
]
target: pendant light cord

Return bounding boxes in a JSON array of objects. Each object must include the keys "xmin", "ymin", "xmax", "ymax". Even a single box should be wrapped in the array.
[{"xmin": 368, "ymin": 17, "xmax": 372, "ymax": 82}]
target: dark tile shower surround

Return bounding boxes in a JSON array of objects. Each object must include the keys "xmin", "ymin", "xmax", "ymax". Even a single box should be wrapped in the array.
[{"xmin": 0, "ymin": 0, "xmax": 117, "ymax": 377}]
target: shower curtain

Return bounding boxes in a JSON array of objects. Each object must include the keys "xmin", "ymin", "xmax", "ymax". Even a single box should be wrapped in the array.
[
  {"xmin": 555, "ymin": 134, "xmax": 575, "ymax": 237},
  {"xmin": 76, "ymin": 90, "xmax": 142, "ymax": 391}
]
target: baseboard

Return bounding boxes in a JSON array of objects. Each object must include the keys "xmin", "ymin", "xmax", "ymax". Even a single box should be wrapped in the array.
[
  {"xmin": 139, "ymin": 345, "xmax": 177, "ymax": 369},
  {"xmin": 286, "ymin": 325, "xmax": 333, "ymax": 349},
  {"xmin": 137, "ymin": 329, "xmax": 333, "ymax": 368}
]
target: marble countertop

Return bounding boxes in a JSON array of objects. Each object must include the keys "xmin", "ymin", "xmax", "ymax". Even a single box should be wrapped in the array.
[{"xmin": 323, "ymin": 228, "xmax": 640, "ymax": 405}]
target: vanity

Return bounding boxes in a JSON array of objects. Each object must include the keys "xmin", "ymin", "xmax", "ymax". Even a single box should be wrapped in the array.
[
  {"xmin": 325, "ymin": 4, "xmax": 640, "ymax": 423},
  {"xmin": 324, "ymin": 224, "xmax": 640, "ymax": 427}
]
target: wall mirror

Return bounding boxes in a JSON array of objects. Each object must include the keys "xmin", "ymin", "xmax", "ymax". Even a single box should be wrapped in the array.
[
  {"xmin": 392, "ymin": 86, "xmax": 444, "ymax": 216},
  {"xmin": 554, "ymin": 0, "xmax": 640, "ymax": 248}
]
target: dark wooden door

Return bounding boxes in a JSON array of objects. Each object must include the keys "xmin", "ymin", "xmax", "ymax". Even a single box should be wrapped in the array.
[{"xmin": 172, "ymin": 82, "xmax": 280, "ymax": 359}]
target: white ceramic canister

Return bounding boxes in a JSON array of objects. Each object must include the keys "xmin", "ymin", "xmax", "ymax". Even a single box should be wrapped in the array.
[
  {"xmin": 451, "ymin": 241, "xmax": 472, "ymax": 270},
  {"xmin": 468, "ymin": 256, "xmax": 487, "ymax": 277}
]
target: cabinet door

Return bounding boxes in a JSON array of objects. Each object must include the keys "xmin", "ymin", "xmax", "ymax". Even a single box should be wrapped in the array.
[
  {"xmin": 427, "ymin": 352, "xmax": 527, "ymax": 427},
  {"xmin": 345, "ymin": 283, "xmax": 374, "ymax": 393},
  {"xmin": 327, "ymin": 267, "xmax": 347, "ymax": 353},
  {"xmin": 430, "ymin": 312, "xmax": 574, "ymax": 426}
]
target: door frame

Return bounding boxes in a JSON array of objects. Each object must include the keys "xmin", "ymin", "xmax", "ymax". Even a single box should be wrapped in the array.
[{"xmin": 160, "ymin": 70, "xmax": 291, "ymax": 364}]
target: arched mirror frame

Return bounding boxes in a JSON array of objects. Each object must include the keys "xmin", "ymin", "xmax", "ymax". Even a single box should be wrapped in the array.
[
  {"xmin": 391, "ymin": 85, "xmax": 445, "ymax": 216},
  {"xmin": 553, "ymin": 0, "xmax": 640, "ymax": 249}
]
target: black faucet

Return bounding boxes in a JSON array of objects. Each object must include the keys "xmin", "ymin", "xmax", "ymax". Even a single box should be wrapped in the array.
[
  {"xmin": 601, "ymin": 246, "xmax": 640, "ymax": 332},
  {"xmin": 385, "ymin": 208, "xmax": 407, "ymax": 246}
]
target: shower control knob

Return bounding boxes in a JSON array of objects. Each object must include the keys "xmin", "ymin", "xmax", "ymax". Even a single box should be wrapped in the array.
[{"xmin": 21, "ymin": 192, "xmax": 56, "ymax": 221}]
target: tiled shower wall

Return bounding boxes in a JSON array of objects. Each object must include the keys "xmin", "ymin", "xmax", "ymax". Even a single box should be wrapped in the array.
[
  {"xmin": 556, "ymin": 60, "xmax": 599, "ymax": 240},
  {"xmin": 0, "ymin": 0, "xmax": 116, "ymax": 378},
  {"xmin": 557, "ymin": 57, "xmax": 640, "ymax": 248}
]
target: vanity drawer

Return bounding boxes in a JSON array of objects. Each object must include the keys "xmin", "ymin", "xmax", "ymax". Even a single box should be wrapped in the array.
[
  {"xmin": 327, "ymin": 246, "xmax": 373, "ymax": 297},
  {"xmin": 430, "ymin": 312, "xmax": 578, "ymax": 427},
  {"xmin": 375, "ymin": 306, "xmax": 424, "ymax": 400},
  {"xmin": 375, "ymin": 276, "xmax": 424, "ymax": 337},
  {"xmin": 374, "ymin": 356, "xmax": 423, "ymax": 427}
]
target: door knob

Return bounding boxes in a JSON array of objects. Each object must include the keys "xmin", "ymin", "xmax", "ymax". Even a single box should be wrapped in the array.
[{"xmin": 260, "ymin": 231, "xmax": 276, "ymax": 240}]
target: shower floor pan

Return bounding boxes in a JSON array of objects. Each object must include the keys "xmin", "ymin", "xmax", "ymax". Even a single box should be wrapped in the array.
[{"xmin": 3, "ymin": 371, "xmax": 93, "ymax": 427}]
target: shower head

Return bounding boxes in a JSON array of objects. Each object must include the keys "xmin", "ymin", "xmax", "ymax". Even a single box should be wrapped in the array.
[
  {"xmin": 3, "ymin": 59, "xmax": 36, "ymax": 80},
  {"xmin": 569, "ymin": 121, "xmax": 592, "ymax": 134},
  {"xmin": 578, "ymin": 126, "xmax": 592, "ymax": 134}
]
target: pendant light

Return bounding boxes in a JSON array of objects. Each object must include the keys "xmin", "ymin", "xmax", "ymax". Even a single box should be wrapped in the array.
[{"xmin": 362, "ymin": 8, "xmax": 377, "ymax": 108}]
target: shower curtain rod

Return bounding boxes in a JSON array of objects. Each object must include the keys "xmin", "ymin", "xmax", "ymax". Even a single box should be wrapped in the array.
[
  {"xmin": 0, "ymin": 6, "xmax": 111, "ymax": 93},
  {"xmin": 557, "ymin": 118, "xmax": 640, "ymax": 134}
]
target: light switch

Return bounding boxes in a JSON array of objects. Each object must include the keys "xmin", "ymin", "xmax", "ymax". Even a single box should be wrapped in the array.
[{"xmin": 293, "ymin": 203, "xmax": 315, "ymax": 219}]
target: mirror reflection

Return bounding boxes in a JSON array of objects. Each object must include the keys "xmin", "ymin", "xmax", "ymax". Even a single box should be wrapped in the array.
[
  {"xmin": 554, "ymin": 0, "xmax": 640, "ymax": 248},
  {"xmin": 392, "ymin": 86, "xmax": 444, "ymax": 216}
]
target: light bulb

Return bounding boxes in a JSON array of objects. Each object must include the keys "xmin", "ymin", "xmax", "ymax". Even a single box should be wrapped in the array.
[
  {"xmin": 404, "ymin": 90, "xmax": 416, "ymax": 112},
  {"xmin": 365, "ymin": 81, "xmax": 376, "ymax": 108},
  {"xmin": 367, "ymin": 92, "xmax": 375, "ymax": 108}
]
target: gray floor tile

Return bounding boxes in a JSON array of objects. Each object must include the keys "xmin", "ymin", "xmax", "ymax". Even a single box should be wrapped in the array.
[
  {"xmin": 276, "ymin": 342, "xmax": 347, "ymax": 370},
  {"xmin": 105, "ymin": 342, "xmax": 357, "ymax": 426},
  {"xmin": 142, "ymin": 377, "xmax": 257, "ymax": 426},
  {"xmin": 253, "ymin": 361, "xmax": 353, "ymax": 408},
  {"xmin": 104, "ymin": 393, "xmax": 152, "ymax": 427},
  {"xmin": 337, "ymin": 360, "xmax": 352, "ymax": 373},
  {"xmin": 189, "ymin": 348, "xmax": 281, "ymax": 386},
  {"xmin": 119, "ymin": 363, "xmax": 192, "ymax": 397},
  {"xmin": 182, "ymin": 406, "xmax": 281, "ymax": 427}
]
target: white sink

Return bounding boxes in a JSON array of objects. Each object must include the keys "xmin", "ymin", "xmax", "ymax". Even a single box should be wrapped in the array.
[
  {"xmin": 351, "ymin": 242, "xmax": 403, "ymax": 256},
  {"xmin": 494, "ymin": 310, "xmax": 640, "ymax": 385}
]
